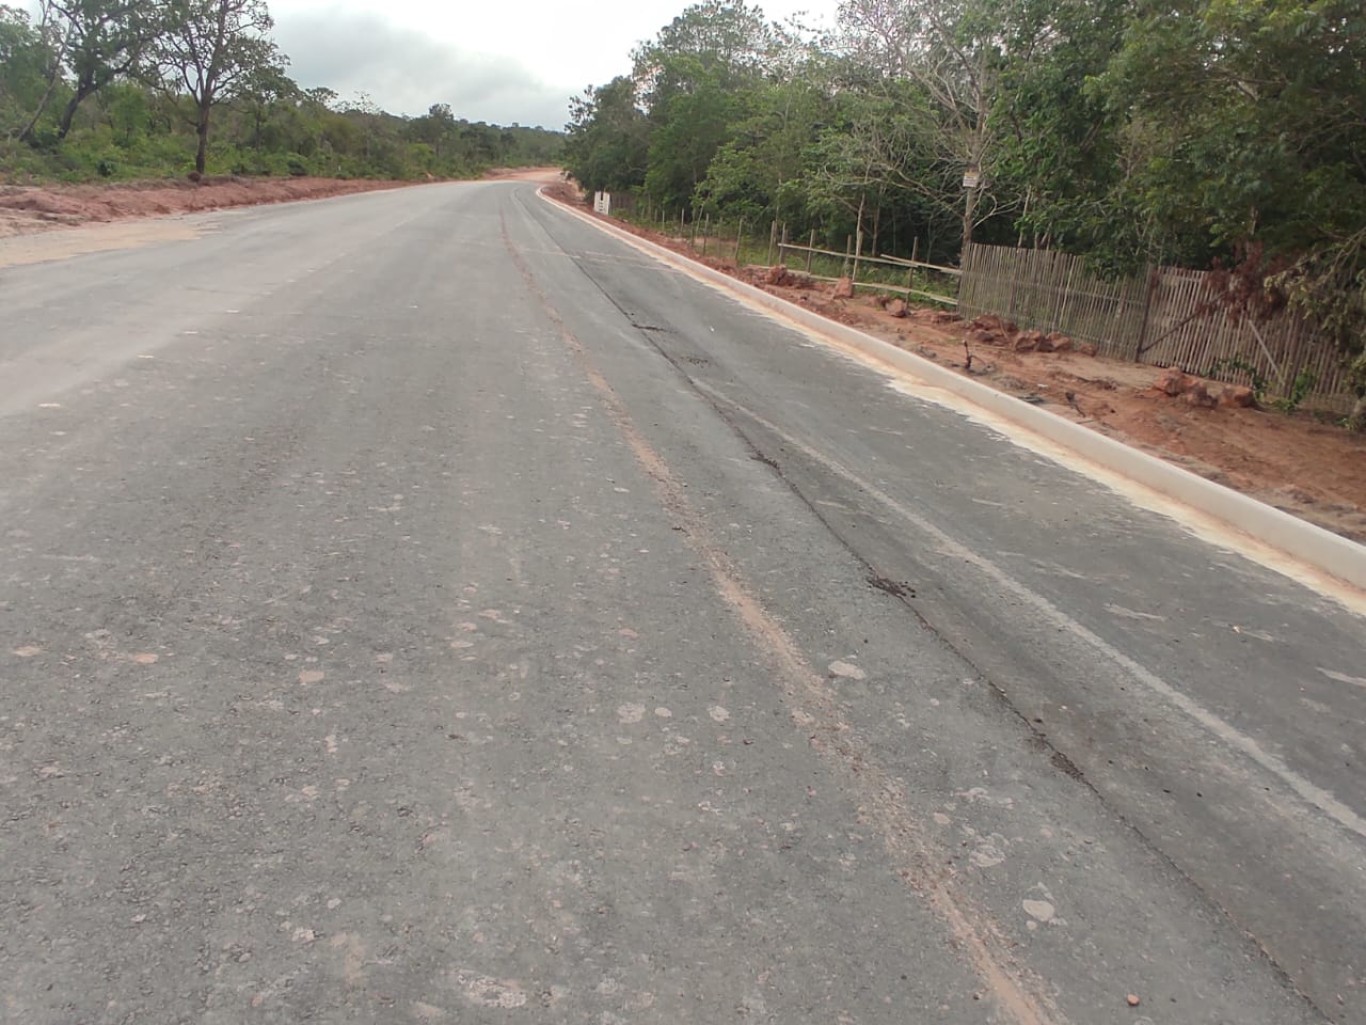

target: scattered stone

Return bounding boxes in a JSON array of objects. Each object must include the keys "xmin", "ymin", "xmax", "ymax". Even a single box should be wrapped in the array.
[
  {"xmin": 1183, "ymin": 381, "xmax": 1218, "ymax": 408},
  {"xmin": 1022, "ymin": 899, "xmax": 1055, "ymax": 922},
  {"xmin": 887, "ymin": 298, "xmax": 908, "ymax": 318},
  {"xmin": 1220, "ymin": 385, "xmax": 1256, "ymax": 408},
  {"xmin": 1046, "ymin": 332, "xmax": 1073, "ymax": 352},
  {"xmin": 828, "ymin": 660, "xmax": 867, "ymax": 680},
  {"xmin": 929, "ymin": 310, "xmax": 960, "ymax": 324},
  {"xmin": 967, "ymin": 327, "xmax": 1005, "ymax": 346},
  {"xmin": 1126, "ymin": 995, "xmax": 1141, "ymax": 1008},
  {"xmin": 764, "ymin": 265, "xmax": 792, "ymax": 286},
  {"xmin": 1075, "ymin": 341, "xmax": 1099, "ymax": 357},
  {"xmin": 833, "ymin": 276, "xmax": 855, "ymax": 299},
  {"xmin": 969, "ymin": 314, "xmax": 1017, "ymax": 335},
  {"xmin": 1014, "ymin": 332, "xmax": 1040, "ymax": 352},
  {"xmin": 1155, "ymin": 367, "xmax": 1189, "ymax": 396}
]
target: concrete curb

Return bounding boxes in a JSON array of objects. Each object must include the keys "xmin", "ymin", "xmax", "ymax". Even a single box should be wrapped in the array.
[{"xmin": 539, "ymin": 189, "xmax": 1366, "ymax": 592}]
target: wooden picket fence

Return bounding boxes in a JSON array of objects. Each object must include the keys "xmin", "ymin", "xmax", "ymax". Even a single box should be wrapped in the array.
[{"xmin": 958, "ymin": 243, "xmax": 1355, "ymax": 412}]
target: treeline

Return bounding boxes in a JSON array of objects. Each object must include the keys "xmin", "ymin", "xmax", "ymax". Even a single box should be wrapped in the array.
[
  {"xmin": 0, "ymin": 0, "xmax": 563, "ymax": 182},
  {"xmin": 565, "ymin": 0, "xmax": 1366, "ymax": 409}
]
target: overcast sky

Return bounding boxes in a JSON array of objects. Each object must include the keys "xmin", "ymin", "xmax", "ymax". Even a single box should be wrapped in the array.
[{"xmin": 271, "ymin": 0, "xmax": 835, "ymax": 129}]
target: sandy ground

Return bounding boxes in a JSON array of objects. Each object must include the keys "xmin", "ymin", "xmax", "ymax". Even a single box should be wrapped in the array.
[
  {"xmin": 0, "ymin": 176, "xmax": 426, "ymax": 240},
  {"xmin": 545, "ymin": 182, "xmax": 1366, "ymax": 543},
  {"xmin": 482, "ymin": 166, "xmax": 563, "ymax": 183}
]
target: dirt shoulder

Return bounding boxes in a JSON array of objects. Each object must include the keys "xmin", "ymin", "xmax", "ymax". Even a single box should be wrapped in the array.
[
  {"xmin": 545, "ymin": 182, "xmax": 1366, "ymax": 544},
  {"xmin": 482, "ymin": 166, "xmax": 564, "ymax": 183},
  {"xmin": 0, "ymin": 175, "xmax": 425, "ymax": 239}
]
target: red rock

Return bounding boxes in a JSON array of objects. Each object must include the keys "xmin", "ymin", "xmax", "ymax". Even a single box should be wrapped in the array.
[
  {"xmin": 1075, "ymin": 341, "xmax": 1099, "ymax": 357},
  {"xmin": 1183, "ymin": 381, "xmax": 1218, "ymax": 408},
  {"xmin": 1046, "ymin": 332, "xmax": 1072, "ymax": 352},
  {"xmin": 764, "ymin": 265, "xmax": 792, "ymax": 286},
  {"xmin": 833, "ymin": 276, "xmax": 855, "ymax": 299},
  {"xmin": 1220, "ymin": 385, "xmax": 1256, "ymax": 408},
  {"xmin": 969, "ymin": 314, "xmax": 1019, "ymax": 335},
  {"xmin": 968, "ymin": 328, "xmax": 1006, "ymax": 346},
  {"xmin": 1014, "ymin": 333, "xmax": 1039, "ymax": 352},
  {"xmin": 1156, "ymin": 367, "xmax": 1189, "ymax": 396},
  {"xmin": 887, "ymin": 299, "xmax": 908, "ymax": 318}
]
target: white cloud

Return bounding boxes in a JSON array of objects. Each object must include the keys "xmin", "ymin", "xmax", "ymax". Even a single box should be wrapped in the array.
[
  {"xmin": 271, "ymin": 0, "xmax": 835, "ymax": 127},
  {"xmin": 273, "ymin": 11, "xmax": 573, "ymax": 127}
]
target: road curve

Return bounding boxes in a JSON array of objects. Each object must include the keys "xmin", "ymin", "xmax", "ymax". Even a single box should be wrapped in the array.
[{"xmin": 1, "ymin": 180, "xmax": 1362, "ymax": 1024}]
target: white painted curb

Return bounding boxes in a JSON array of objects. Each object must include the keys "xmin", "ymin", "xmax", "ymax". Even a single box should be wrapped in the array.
[{"xmin": 539, "ymin": 189, "xmax": 1366, "ymax": 592}]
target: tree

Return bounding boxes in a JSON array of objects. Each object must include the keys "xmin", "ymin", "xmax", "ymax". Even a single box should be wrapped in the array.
[
  {"xmin": 50, "ymin": 0, "xmax": 166, "ymax": 140},
  {"xmin": 8, "ymin": 0, "xmax": 70, "ymax": 143},
  {"xmin": 633, "ymin": 0, "xmax": 778, "ymax": 214},
  {"xmin": 410, "ymin": 101, "xmax": 455, "ymax": 159},
  {"xmin": 1, "ymin": 5, "xmax": 61, "ymax": 138},
  {"xmin": 835, "ymin": 0, "xmax": 1012, "ymax": 251},
  {"xmin": 694, "ymin": 78, "xmax": 832, "ymax": 223},
  {"xmin": 153, "ymin": 0, "xmax": 283, "ymax": 173},
  {"xmin": 563, "ymin": 75, "xmax": 650, "ymax": 195},
  {"xmin": 989, "ymin": 0, "xmax": 1132, "ymax": 259},
  {"xmin": 236, "ymin": 59, "xmax": 294, "ymax": 151}
]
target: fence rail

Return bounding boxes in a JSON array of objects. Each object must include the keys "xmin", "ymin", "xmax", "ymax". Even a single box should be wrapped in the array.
[
  {"xmin": 624, "ymin": 207, "xmax": 1353, "ymax": 413},
  {"xmin": 959, "ymin": 243, "xmax": 1354, "ymax": 412},
  {"xmin": 777, "ymin": 241, "xmax": 960, "ymax": 305}
]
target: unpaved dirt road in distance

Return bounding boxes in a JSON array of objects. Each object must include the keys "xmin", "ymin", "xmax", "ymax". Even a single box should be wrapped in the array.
[{"xmin": 2, "ymin": 182, "xmax": 1364, "ymax": 1024}]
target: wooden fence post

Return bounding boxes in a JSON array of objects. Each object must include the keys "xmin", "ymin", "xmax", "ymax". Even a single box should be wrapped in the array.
[
  {"xmin": 1133, "ymin": 264, "xmax": 1157, "ymax": 362},
  {"xmin": 853, "ymin": 229, "xmax": 864, "ymax": 284},
  {"xmin": 735, "ymin": 219, "xmax": 745, "ymax": 265},
  {"xmin": 806, "ymin": 229, "xmax": 816, "ymax": 272},
  {"xmin": 767, "ymin": 220, "xmax": 777, "ymax": 266}
]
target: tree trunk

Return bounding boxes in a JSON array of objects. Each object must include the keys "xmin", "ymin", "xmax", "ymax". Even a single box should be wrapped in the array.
[
  {"xmin": 195, "ymin": 103, "xmax": 211, "ymax": 175},
  {"xmin": 16, "ymin": 21, "xmax": 67, "ymax": 145},
  {"xmin": 961, "ymin": 183, "xmax": 978, "ymax": 256},
  {"xmin": 56, "ymin": 83, "xmax": 96, "ymax": 141}
]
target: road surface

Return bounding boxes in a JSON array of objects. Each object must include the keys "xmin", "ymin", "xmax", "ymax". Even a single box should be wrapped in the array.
[{"xmin": 2, "ymin": 181, "xmax": 1363, "ymax": 1025}]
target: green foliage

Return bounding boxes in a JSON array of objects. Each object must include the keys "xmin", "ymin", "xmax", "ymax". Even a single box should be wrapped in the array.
[
  {"xmin": 1273, "ymin": 367, "xmax": 1320, "ymax": 414},
  {"xmin": 563, "ymin": 76, "xmax": 648, "ymax": 194},
  {"xmin": 1208, "ymin": 357, "xmax": 1269, "ymax": 405}
]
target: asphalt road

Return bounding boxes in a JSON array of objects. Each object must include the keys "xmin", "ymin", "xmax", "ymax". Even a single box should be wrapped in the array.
[{"xmin": 2, "ymin": 181, "xmax": 1363, "ymax": 1025}]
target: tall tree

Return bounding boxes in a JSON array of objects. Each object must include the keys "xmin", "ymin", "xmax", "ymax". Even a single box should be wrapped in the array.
[
  {"xmin": 1, "ymin": 5, "xmax": 61, "ymax": 137},
  {"xmin": 563, "ymin": 75, "xmax": 650, "ymax": 195},
  {"xmin": 154, "ymin": 0, "xmax": 283, "ymax": 173},
  {"xmin": 10, "ymin": 0, "xmax": 70, "ymax": 143},
  {"xmin": 835, "ymin": 0, "xmax": 1012, "ymax": 250},
  {"xmin": 633, "ymin": 0, "xmax": 777, "ymax": 213},
  {"xmin": 50, "ymin": 0, "xmax": 165, "ymax": 140}
]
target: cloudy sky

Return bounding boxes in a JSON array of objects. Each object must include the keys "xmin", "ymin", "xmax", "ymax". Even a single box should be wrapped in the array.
[{"xmin": 271, "ymin": 0, "xmax": 834, "ymax": 129}]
